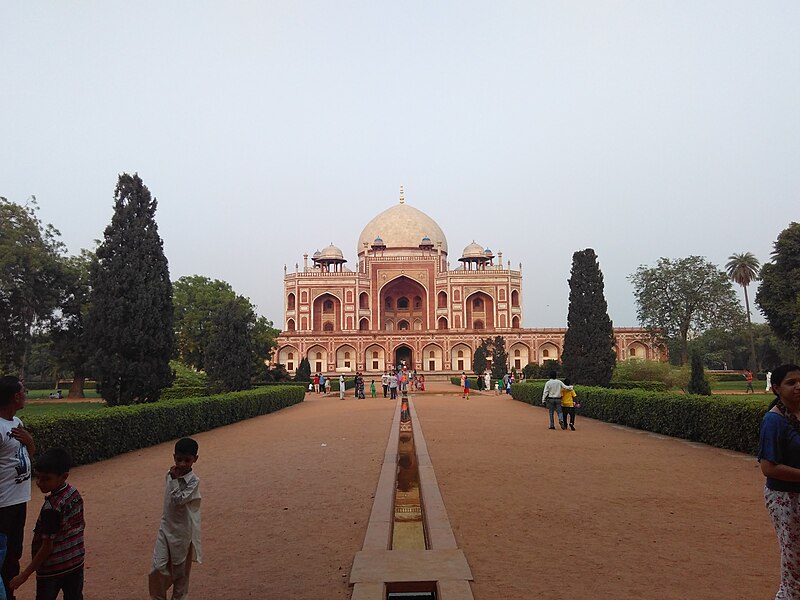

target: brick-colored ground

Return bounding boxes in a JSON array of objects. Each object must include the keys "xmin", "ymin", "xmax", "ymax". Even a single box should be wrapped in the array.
[
  {"xmin": 14, "ymin": 384, "xmax": 778, "ymax": 599},
  {"xmin": 414, "ymin": 385, "xmax": 776, "ymax": 599}
]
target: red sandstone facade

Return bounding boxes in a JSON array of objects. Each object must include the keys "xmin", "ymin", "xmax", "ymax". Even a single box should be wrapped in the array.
[{"xmin": 277, "ymin": 195, "xmax": 663, "ymax": 376}]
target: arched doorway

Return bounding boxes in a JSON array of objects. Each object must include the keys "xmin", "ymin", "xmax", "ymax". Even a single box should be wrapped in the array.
[
  {"xmin": 394, "ymin": 345, "xmax": 413, "ymax": 371},
  {"xmin": 380, "ymin": 276, "xmax": 428, "ymax": 331}
]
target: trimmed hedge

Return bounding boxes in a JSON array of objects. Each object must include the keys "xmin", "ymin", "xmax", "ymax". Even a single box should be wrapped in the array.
[
  {"xmin": 609, "ymin": 381, "xmax": 668, "ymax": 392},
  {"xmin": 25, "ymin": 385, "xmax": 304, "ymax": 466},
  {"xmin": 511, "ymin": 382, "xmax": 767, "ymax": 455},
  {"xmin": 160, "ymin": 386, "xmax": 208, "ymax": 401}
]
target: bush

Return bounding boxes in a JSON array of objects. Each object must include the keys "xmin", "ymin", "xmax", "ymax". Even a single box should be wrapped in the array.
[
  {"xmin": 160, "ymin": 386, "xmax": 208, "ymax": 401},
  {"xmin": 450, "ymin": 376, "xmax": 482, "ymax": 388},
  {"xmin": 608, "ymin": 381, "xmax": 668, "ymax": 392},
  {"xmin": 170, "ymin": 360, "xmax": 207, "ymax": 387},
  {"xmin": 25, "ymin": 385, "xmax": 304, "ymax": 466},
  {"xmin": 510, "ymin": 382, "xmax": 767, "ymax": 454}
]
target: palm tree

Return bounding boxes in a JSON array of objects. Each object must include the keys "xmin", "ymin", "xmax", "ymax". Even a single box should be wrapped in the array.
[{"xmin": 725, "ymin": 252, "xmax": 761, "ymax": 372}]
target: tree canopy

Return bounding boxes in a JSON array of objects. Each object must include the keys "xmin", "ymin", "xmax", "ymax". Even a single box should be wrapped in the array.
[
  {"xmin": 205, "ymin": 298, "xmax": 255, "ymax": 393},
  {"xmin": 630, "ymin": 256, "xmax": 744, "ymax": 365},
  {"xmin": 173, "ymin": 275, "xmax": 237, "ymax": 370},
  {"xmin": 86, "ymin": 174, "xmax": 174, "ymax": 405},
  {"xmin": 561, "ymin": 249, "xmax": 616, "ymax": 386},
  {"xmin": 757, "ymin": 222, "xmax": 800, "ymax": 361},
  {"xmin": 173, "ymin": 275, "xmax": 279, "ymax": 379},
  {"xmin": 0, "ymin": 197, "xmax": 66, "ymax": 376}
]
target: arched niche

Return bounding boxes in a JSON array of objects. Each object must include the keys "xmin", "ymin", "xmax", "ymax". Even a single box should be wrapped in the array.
[
  {"xmin": 313, "ymin": 293, "xmax": 342, "ymax": 332},
  {"xmin": 380, "ymin": 275, "xmax": 428, "ymax": 331}
]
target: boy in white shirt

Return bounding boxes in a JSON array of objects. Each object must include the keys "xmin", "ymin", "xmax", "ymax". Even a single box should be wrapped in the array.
[
  {"xmin": 0, "ymin": 375, "xmax": 34, "ymax": 600},
  {"xmin": 149, "ymin": 438, "xmax": 201, "ymax": 600}
]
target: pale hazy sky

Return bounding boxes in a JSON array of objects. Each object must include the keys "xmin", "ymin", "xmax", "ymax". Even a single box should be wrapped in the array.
[{"xmin": 2, "ymin": 2, "xmax": 798, "ymax": 327}]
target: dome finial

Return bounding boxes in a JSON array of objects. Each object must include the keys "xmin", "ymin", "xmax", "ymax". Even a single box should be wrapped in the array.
[{"xmin": 399, "ymin": 185, "xmax": 405, "ymax": 204}]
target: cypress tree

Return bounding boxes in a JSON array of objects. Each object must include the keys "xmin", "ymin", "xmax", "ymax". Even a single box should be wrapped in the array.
[
  {"xmin": 295, "ymin": 356, "xmax": 311, "ymax": 382},
  {"xmin": 490, "ymin": 335, "xmax": 508, "ymax": 380},
  {"xmin": 87, "ymin": 174, "xmax": 174, "ymax": 405},
  {"xmin": 473, "ymin": 340, "xmax": 488, "ymax": 377},
  {"xmin": 205, "ymin": 299, "xmax": 254, "ymax": 393},
  {"xmin": 562, "ymin": 249, "xmax": 616, "ymax": 386},
  {"xmin": 688, "ymin": 348, "xmax": 712, "ymax": 395}
]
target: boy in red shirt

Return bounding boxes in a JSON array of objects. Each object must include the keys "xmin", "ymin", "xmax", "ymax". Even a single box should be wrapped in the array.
[{"xmin": 11, "ymin": 448, "xmax": 84, "ymax": 600}]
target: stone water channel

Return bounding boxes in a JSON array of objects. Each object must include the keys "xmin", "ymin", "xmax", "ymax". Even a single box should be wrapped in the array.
[{"xmin": 349, "ymin": 388, "xmax": 474, "ymax": 600}]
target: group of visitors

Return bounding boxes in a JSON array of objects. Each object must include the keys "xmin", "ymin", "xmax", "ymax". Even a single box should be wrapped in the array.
[
  {"xmin": 541, "ymin": 371, "xmax": 577, "ymax": 430},
  {"xmin": 311, "ymin": 373, "xmax": 331, "ymax": 395},
  {"xmin": 0, "ymin": 375, "xmax": 202, "ymax": 600}
]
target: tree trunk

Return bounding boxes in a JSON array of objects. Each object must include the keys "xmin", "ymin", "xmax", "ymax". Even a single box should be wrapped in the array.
[
  {"xmin": 68, "ymin": 373, "xmax": 86, "ymax": 399},
  {"xmin": 744, "ymin": 286, "xmax": 758, "ymax": 372}
]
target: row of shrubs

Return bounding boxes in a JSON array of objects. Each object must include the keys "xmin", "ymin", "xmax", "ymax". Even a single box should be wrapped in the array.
[
  {"xmin": 608, "ymin": 380, "xmax": 668, "ymax": 392},
  {"xmin": 26, "ymin": 385, "xmax": 305, "ymax": 466},
  {"xmin": 511, "ymin": 382, "xmax": 769, "ymax": 455}
]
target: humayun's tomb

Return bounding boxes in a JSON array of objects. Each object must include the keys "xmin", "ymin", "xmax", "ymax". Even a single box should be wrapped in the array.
[{"xmin": 277, "ymin": 189, "xmax": 663, "ymax": 376}]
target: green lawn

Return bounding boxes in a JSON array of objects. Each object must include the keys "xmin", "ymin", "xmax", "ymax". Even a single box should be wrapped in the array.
[
  {"xmin": 26, "ymin": 389, "xmax": 102, "ymax": 400},
  {"xmin": 20, "ymin": 402, "xmax": 107, "ymax": 417},
  {"xmin": 712, "ymin": 380, "xmax": 772, "ymax": 392}
]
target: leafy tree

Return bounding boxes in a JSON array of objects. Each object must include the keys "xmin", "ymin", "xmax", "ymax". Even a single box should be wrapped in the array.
[
  {"xmin": 50, "ymin": 250, "xmax": 95, "ymax": 397},
  {"xmin": 562, "ymin": 249, "xmax": 616, "ymax": 386},
  {"xmin": 630, "ymin": 256, "xmax": 744, "ymax": 365},
  {"xmin": 473, "ymin": 339, "xmax": 489, "ymax": 376},
  {"xmin": 205, "ymin": 299, "xmax": 254, "ymax": 393},
  {"xmin": 250, "ymin": 314, "xmax": 280, "ymax": 380},
  {"xmin": 173, "ymin": 276, "xmax": 237, "ymax": 370},
  {"xmin": 726, "ymin": 252, "xmax": 761, "ymax": 371},
  {"xmin": 687, "ymin": 348, "xmax": 711, "ymax": 395},
  {"xmin": 295, "ymin": 356, "xmax": 311, "ymax": 382},
  {"xmin": 172, "ymin": 275, "xmax": 279, "ymax": 378},
  {"xmin": 757, "ymin": 223, "xmax": 800, "ymax": 361},
  {"xmin": 490, "ymin": 335, "xmax": 508, "ymax": 380},
  {"xmin": 0, "ymin": 197, "xmax": 66, "ymax": 377},
  {"xmin": 86, "ymin": 174, "xmax": 174, "ymax": 405}
]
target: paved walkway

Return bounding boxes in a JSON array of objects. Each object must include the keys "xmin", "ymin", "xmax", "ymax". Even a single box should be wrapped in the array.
[{"xmin": 14, "ymin": 384, "xmax": 776, "ymax": 599}]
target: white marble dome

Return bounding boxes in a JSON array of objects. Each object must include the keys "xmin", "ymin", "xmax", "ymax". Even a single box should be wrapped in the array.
[
  {"xmin": 460, "ymin": 241, "xmax": 485, "ymax": 259},
  {"xmin": 358, "ymin": 201, "xmax": 448, "ymax": 255},
  {"xmin": 318, "ymin": 243, "xmax": 345, "ymax": 261}
]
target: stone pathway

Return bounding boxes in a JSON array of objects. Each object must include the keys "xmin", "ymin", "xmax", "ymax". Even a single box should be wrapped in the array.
[{"xmin": 14, "ymin": 384, "xmax": 777, "ymax": 599}]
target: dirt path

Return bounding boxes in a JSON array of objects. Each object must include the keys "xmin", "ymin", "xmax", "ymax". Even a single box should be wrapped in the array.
[
  {"xmin": 14, "ymin": 385, "xmax": 779, "ymax": 599},
  {"xmin": 16, "ymin": 392, "xmax": 397, "ymax": 600},
  {"xmin": 414, "ymin": 385, "xmax": 776, "ymax": 599}
]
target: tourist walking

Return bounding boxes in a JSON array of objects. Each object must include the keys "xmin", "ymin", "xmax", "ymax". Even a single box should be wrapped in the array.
[
  {"xmin": 744, "ymin": 369, "xmax": 754, "ymax": 394},
  {"xmin": 541, "ymin": 371, "xmax": 572, "ymax": 430},
  {"xmin": 325, "ymin": 377, "xmax": 331, "ymax": 395},
  {"xmin": 389, "ymin": 373, "xmax": 398, "ymax": 400},
  {"xmin": 758, "ymin": 363, "xmax": 800, "ymax": 598},
  {"xmin": 766, "ymin": 371, "xmax": 773, "ymax": 392},
  {"xmin": 463, "ymin": 376, "xmax": 470, "ymax": 400},
  {"xmin": 339, "ymin": 375, "xmax": 345, "ymax": 400},
  {"xmin": 561, "ymin": 378, "xmax": 577, "ymax": 430},
  {"xmin": 370, "ymin": 380, "xmax": 376, "ymax": 398},
  {"xmin": 313, "ymin": 374, "xmax": 320, "ymax": 393},
  {"xmin": 484, "ymin": 372, "xmax": 491, "ymax": 392},
  {"xmin": 318, "ymin": 374, "xmax": 326, "ymax": 395},
  {"xmin": 381, "ymin": 372, "xmax": 389, "ymax": 398},
  {"xmin": 0, "ymin": 376, "xmax": 34, "ymax": 600},
  {"xmin": 460, "ymin": 372, "xmax": 466, "ymax": 393}
]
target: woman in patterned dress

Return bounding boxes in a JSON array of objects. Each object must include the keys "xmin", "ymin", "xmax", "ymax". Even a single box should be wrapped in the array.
[{"xmin": 759, "ymin": 363, "xmax": 800, "ymax": 599}]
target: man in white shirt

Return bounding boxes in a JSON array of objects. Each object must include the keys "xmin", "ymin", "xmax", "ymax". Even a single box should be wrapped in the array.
[
  {"xmin": 381, "ymin": 372, "xmax": 390, "ymax": 398},
  {"xmin": 0, "ymin": 376, "xmax": 34, "ymax": 600},
  {"xmin": 541, "ymin": 371, "xmax": 572, "ymax": 430}
]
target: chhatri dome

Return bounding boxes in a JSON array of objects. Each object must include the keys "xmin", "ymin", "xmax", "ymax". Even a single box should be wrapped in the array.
[{"xmin": 357, "ymin": 187, "xmax": 448, "ymax": 255}]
